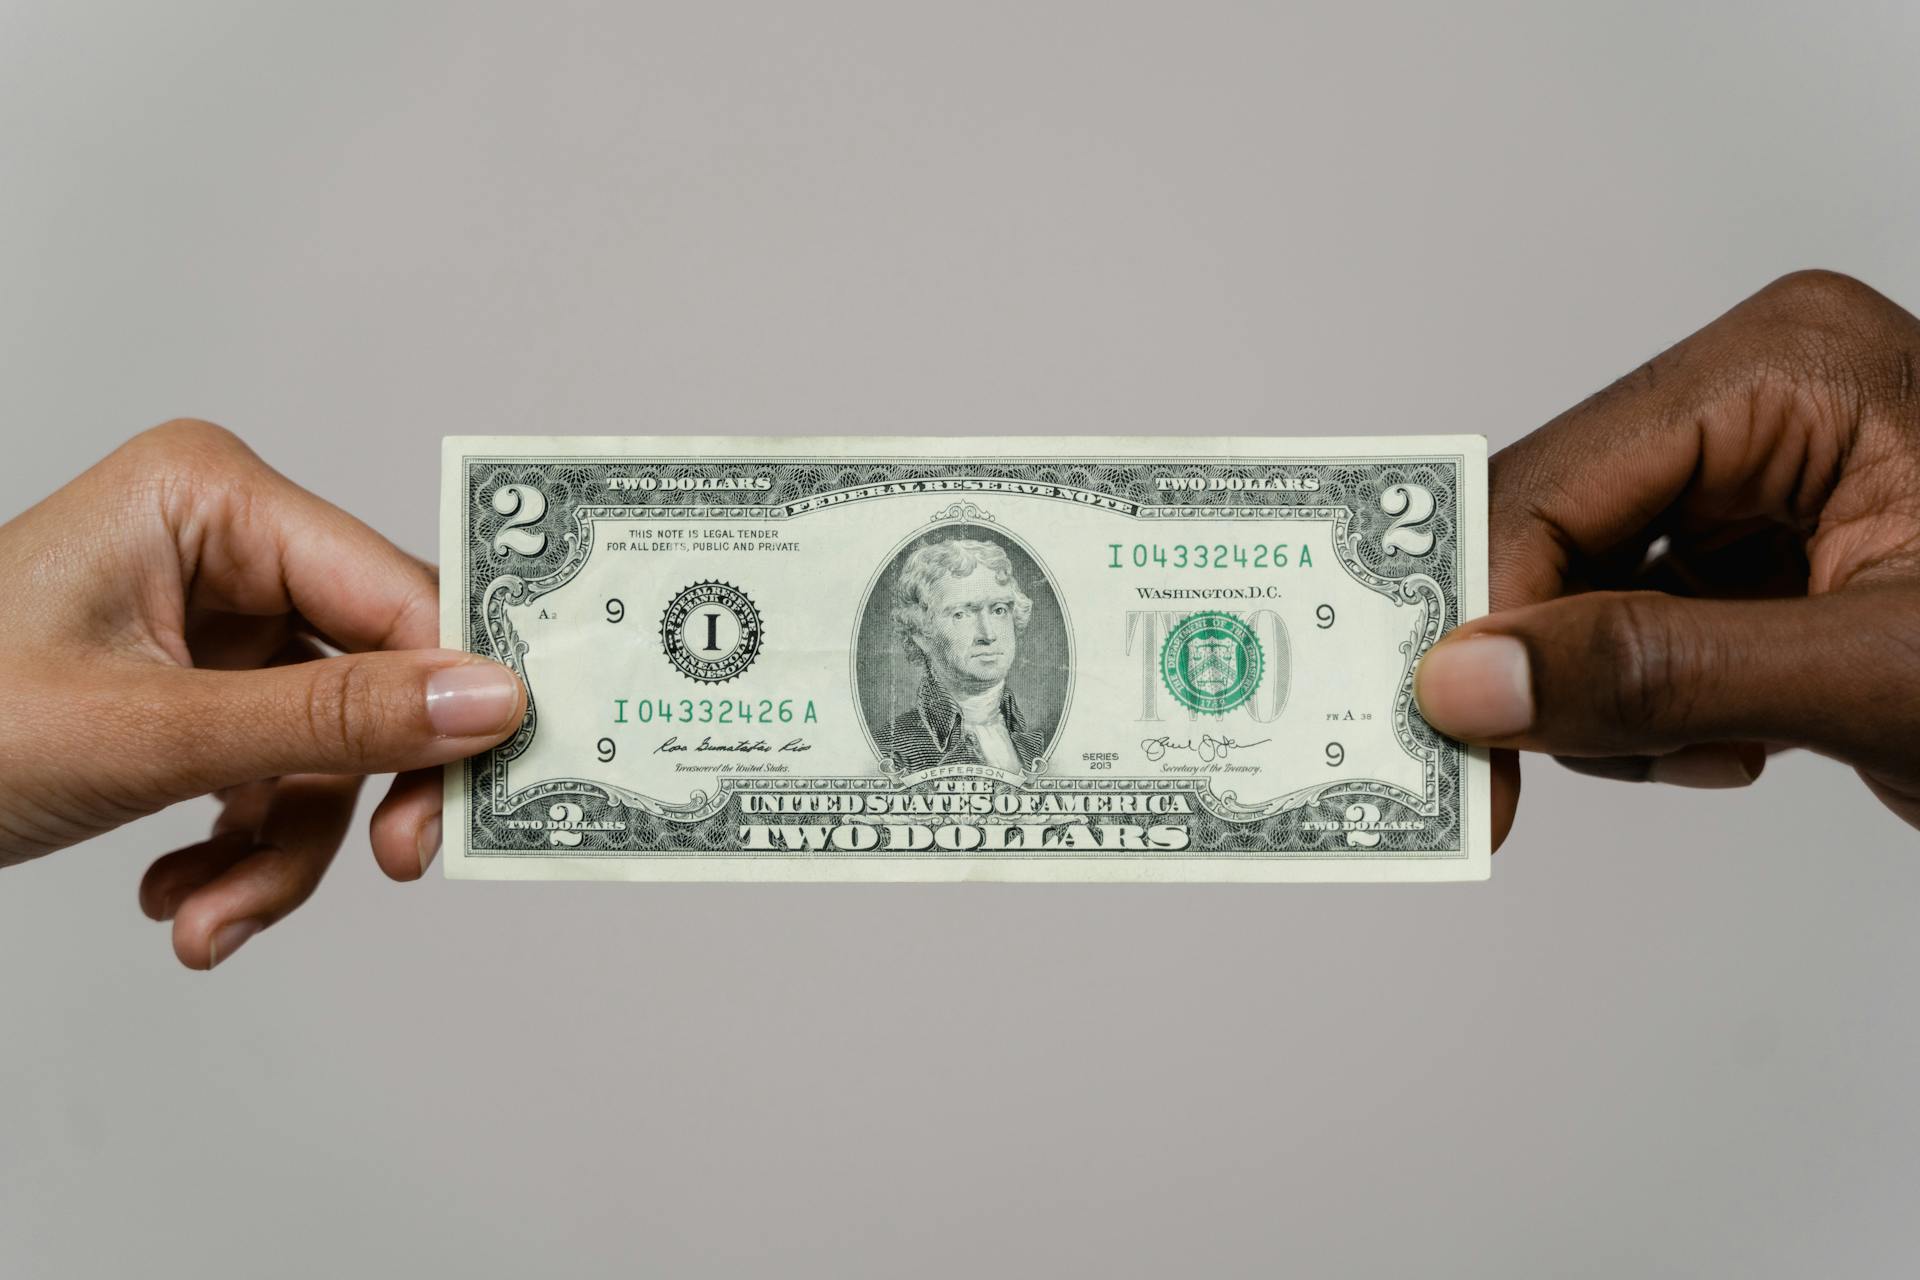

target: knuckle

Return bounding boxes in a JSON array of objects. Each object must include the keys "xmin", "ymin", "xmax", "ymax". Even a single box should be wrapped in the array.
[
  {"xmin": 301, "ymin": 658, "xmax": 390, "ymax": 767},
  {"xmin": 1760, "ymin": 268, "xmax": 1882, "ymax": 315},
  {"xmin": 1589, "ymin": 595, "xmax": 1692, "ymax": 741},
  {"xmin": 128, "ymin": 418, "xmax": 250, "ymax": 460},
  {"xmin": 115, "ymin": 420, "xmax": 262, "ymax": 494},
  {"xmin": 270, "ymin": 855, "xmax": 330, "ymax": 916},
  {"xmin": 1731, "ymin": 271, "xmax": 1920, "ymax": 443},
  {"xmin": 1753, "ymin": 270, "xmax": 1905, "ymax": 363}
]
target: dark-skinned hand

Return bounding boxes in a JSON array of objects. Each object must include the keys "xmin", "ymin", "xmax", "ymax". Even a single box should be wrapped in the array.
[{"xmin": 1416, "ymin": 270, "xmax": 1920, "ymax": 846}]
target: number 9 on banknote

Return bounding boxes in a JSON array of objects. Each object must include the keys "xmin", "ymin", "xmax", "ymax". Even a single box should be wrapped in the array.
[{"xmin": 440, "ymin": 436, "xmax": 1489, "ymax": 881}]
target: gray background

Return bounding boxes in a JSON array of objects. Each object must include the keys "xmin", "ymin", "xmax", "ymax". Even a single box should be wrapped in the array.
[{"xmin": 2, "ymin": 2, "xmax": 1916, "ymax": 1275}]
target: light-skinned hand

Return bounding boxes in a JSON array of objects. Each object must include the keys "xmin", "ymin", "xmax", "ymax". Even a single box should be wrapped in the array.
[{"xmin": 0, "ymin": 420, "xmax": 524, "ymax": 967}]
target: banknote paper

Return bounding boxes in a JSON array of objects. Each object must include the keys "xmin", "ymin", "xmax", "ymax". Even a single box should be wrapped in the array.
[{"xmin": 440, "ymin": 436, "xmax": 1489, "ymax": 882}]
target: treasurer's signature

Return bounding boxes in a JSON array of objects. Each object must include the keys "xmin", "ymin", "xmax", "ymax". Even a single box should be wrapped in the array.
[
  {"xmin": 655, "ymin": 736, "xmax": 813, "ymax": 755},
  {"xmin": 1140, "ymin": 734, "xmax": 1272, "ymax": 763}
]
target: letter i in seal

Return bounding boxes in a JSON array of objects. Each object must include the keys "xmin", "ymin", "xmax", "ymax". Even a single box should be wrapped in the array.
[{"xmin": 661, "ymin": 581, "xmax": 764, "ymax": 683}]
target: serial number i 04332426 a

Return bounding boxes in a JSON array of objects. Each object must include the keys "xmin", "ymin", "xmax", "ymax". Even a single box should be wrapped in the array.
[{"xmin": 440, "ymin": 435, "xmax": 1489, "ymax": 882}]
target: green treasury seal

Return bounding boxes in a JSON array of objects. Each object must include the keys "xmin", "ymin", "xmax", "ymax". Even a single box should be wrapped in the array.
[{"xmin": 1160, "ymin": 612, "xmax": 1265, "ymax": 715}]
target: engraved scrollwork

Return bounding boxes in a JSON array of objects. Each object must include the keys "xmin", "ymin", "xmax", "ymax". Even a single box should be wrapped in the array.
[
  {"xmin": 929, "ymin": 500, "xmax": 994, "ymax": 524},
  {"xmin": 479, "ymin": 512, "xmax": 591, "ymax": 774}
]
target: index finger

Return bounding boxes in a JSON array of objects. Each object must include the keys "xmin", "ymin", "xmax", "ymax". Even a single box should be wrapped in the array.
[
  {"xmin": 142, "ymin": 420, "xmax": 441, "ymax": 652},
  {"xmin": 1488, "ymin": 269, "xmax": 1914, "ymax": 611}
]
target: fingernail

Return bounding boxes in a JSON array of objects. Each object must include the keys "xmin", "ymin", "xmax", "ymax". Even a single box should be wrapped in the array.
[
  {"xmin": 1648, "ymin": 744, "xmax": 1765, "ymax": 789},
  {"xmin": 417, "ymin": 814, "xmax": 443, "ymax": 876},
  {"xmin": 208, "ymin": 919, "xmax": 261, "ymax": 969},
  {"xmin": 426, "ymin": 663, "xmax": 522, "ymax": 737},
  {"xmin": 1415, "ymin": 635, "xmax": 1533, "ymax": 740}
]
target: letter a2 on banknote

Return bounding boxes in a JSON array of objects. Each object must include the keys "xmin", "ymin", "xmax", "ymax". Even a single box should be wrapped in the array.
[{"xmin": 440, "ymin": 437, "xmax": 1489, "ymax": 882}]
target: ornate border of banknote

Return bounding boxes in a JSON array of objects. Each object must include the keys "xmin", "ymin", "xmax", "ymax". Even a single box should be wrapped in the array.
[{"xmin": 441, "ymin": 437, "xmax": 1489, "ymax": 881}]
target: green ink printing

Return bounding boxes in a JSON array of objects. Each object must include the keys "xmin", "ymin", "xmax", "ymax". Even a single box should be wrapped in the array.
[{"xmin": 1159, "ymin": 613, "xmax": 1266, "ymax": 716}]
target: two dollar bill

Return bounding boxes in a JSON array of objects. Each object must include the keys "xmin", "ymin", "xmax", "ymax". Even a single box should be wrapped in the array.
[{"xmin": 440, "ymin": 437, "xmax": 1489, "ymax": 881}]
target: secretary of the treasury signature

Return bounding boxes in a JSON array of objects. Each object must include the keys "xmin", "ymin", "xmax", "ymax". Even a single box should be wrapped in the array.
[{"xmin": 1140, "ymin": 734, "xmax": 1273, "ymax": 764}]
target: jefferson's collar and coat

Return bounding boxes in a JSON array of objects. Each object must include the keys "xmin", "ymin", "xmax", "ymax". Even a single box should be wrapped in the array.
[{"xmin": 881, "ymin": 678, "xmax": 1046, "ymax": 773}]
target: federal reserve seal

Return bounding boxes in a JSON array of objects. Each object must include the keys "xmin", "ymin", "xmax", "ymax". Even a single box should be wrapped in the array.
[
  {"xmin": 1160, "ymin": 612, "xmax": 1264, "ymax": 715},
  {"xmin": 661, "ymin": 581, "xmax": 764, "ymax": 683}
]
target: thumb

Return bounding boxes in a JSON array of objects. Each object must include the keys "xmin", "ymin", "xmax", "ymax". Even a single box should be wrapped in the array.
[
  {"xmin": 1413, "ymin": 589, "xmax": 1914, "ymax": 772},
  {"xmin": 144, "ymin": 651, "xmax": 525, "ymax": 797}
]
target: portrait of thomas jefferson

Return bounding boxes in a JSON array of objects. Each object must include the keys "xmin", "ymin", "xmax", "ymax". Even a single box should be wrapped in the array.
[{"xmin": 870, "ymin": 535, "xmax": 1064, "ymax": 774}]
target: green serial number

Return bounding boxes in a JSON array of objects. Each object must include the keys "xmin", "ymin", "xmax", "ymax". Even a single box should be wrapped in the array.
[
  {"xmin": 1108, "ymin": 542, "xmax": 1314, "ymax": 570},
  {"xmin": 613, "ymin": 698, "xmax": 818, "ymax": 726}
]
